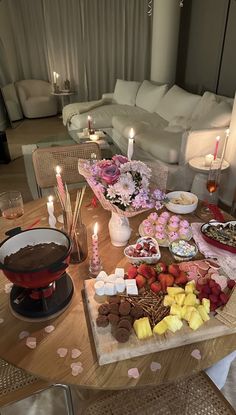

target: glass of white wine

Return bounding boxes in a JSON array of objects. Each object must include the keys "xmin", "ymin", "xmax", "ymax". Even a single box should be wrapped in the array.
[{"xmin": 0, "ymin": 191, "xmax": 24, "ymax": 220}]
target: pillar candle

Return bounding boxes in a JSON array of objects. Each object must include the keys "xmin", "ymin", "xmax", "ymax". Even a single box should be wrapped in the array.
[
  {"xmin": 204, "ymin": 154, "xmax": 214, "ymax": 167},
  {"xmin": 213, "ymin": 136, "xmax": 220, "ymax": 160},
  {"xmin": 55, "ymin": 165, "xmax": 66, "ymax": 202},
  {"xmin": 87, "ymin": 115, "xmax": 92, "ymax": 130},
  {"xmin": 127, "ymin": 128, "xmax": 135, "ymax": 160},
  {"xmin": 53, "ymin": 71, "xmax": 56, "ymax": 84},
  {"xmin": 92, "ymin": 222, "xmax": 99, "ymax": 265},
  {"xmin": 47, "ymin": 196, "xmax": 56, "ymax": 228}
]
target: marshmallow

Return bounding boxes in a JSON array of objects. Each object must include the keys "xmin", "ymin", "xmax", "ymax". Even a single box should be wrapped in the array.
[
  {"xmin": 104, "ymin": 282, "xmax": 117, "ymax": 296},
  {"xmin": 107, "ymin": 273, "xmax": 117, "ymax": 282},
  {"xmin": 115, "ymin": 268, "xmax": 125, "ymax": 278},
  {"xmin": 126, "ymin": 284, "xmax": 138, "ymax": 295},
  {"xmin": 125, "ymin": 279, "xmax": 136, "ymax": 286},
  {"xmin": 115, "ymin": 278, "xmax": 126, "ymax": 293},
  {"xmin": 96, "ymin": 271, "xmax": 108, "ymax": 282},
  {"xmin": 94, "ymin": 281, "xmax": 105, "ymax": 296}
]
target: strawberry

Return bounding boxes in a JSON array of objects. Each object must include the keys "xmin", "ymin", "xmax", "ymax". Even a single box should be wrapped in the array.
[
  {"xmin": 127, "ymin": 266, "xmax": 138, "ymax": 279},
  {"xmin": 155, "ymin": 262, "xmax": 167, "ymax": 274},
  {"xmin": 150, "ymin": 281, "xmax": 162, "ymax": 294},
  {"xmin": 202, "ymin": 285, "xmax": 211, "ymax": 295},
  {"xmin": 135, "ymin": 274, "xmax": 146, "ymax": 289},
  {"xmin": 137, "ymin": 264, "xmax": 156, "ymax": 279},
  {"xmin": 150, "ymin": 246, "xmax": 157, "ymax": 254},
  {"xmin": 227, "ymin": 279, "xmax": 236, "ymax": 290},
  {"xmin": 158, "ymin": 273, "xmax": 174, "ymax": 292},
  {"xmin": 211, "ymin": 286, "xmax": 221, "ymax": 296},
  {"xmin": 174, "ymin": 271, "xmax": 188, "ymax": 285},
  {"xmin": 168, "ymin": 264, "xmax": 180, "ymax": 278},
  {"xmin": 219, "ymin": 292, "xmax": 230, "ymax": 305},
  {"xmin": 147, "ymin": 276, "xmax": 157, "ymax": 286},
  {"xmin": 209, "ymin": 294, "xmax": 219, "ymax": 304},
  {"xmin": 135, "ymin": 243, "xmax": 142, "ymax": 251}
]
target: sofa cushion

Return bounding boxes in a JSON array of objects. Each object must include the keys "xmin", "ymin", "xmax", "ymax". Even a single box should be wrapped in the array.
[
  {"xmin": 112, "ymin": 113, "xmax": 168, "ymax": 138},
  {"xmin": 135, "ymin": 81, "xmax": 168, "ymax": 113},
  {"xmin": 165, "ymin": 116, "xmax": 192, "ymax": 133},
  {"xmin": 190, "ymin": 91, "xmax": 233, "ymax": 127},
  {"xmin": 191, "ymin": 100, "xmax": 232, "ymax": 130},
  {"xmin": 155, "ymin": 85, "xmax": 201, "ymax": 122},
  {"xmin": 135, "ymin": 129, "xmax": 182, "ymax": 164},
  {"xmin": 113, "ymin": 79, "xmax": 141, "ymax": 106}
]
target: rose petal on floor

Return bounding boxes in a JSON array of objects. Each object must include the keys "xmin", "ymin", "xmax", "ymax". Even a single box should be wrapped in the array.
[
  {"xmin": 128, "ymin": 368, "xmax": 140, "ymax": 379},
  {"xmin": 191, "ymin": 349, "xmax": 202, "ymax": 360},
  {"xmin": 71, "ymin": 362, "xmax": 82, "ymax": 369},
  {"xmin": 71, "ymin": 348, "xmax": 82, "ymax": 359},
  {"xmin": 0, "ymin": 318, "xmax": 4, "ymax": 324},
  {"xmin": 57, "ymin": 347, "xmax": 68, "ymax": 358},
  {"xmin": 71, "ymin": 365, "xmax": 83, "ymax": 376},
  {"xmin": 26, "ymin": 337, "xmax": 37, "ymax": 349},
  {"xmin": 19, "ymin": 331, "xmax": 30, "ymax": 340},
  {"xmin": 150, "ymin": 361, "xmax": 161, "ymax": 372},
  {"xmin": 4, "ymin": 283, "xmax": 13, "ymax": 294},
  {"xmin": 44, "ymin": 325, "xmax": 55, "ymax": 333}
]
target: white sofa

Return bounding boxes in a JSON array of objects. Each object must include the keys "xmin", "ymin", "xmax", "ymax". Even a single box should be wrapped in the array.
[{"xmin": 63, "ymin": 80, "xmax": 233, "ymax": 190}]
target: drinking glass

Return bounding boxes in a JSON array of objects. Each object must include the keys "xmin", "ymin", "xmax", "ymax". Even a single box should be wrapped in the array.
[
  {"xmin": 0, "ymin": 191, "xmax": 24, "ymax": 220},
  {"xmin": 206, "ymin": 159, "xmax": 222, "ymax": 201}
]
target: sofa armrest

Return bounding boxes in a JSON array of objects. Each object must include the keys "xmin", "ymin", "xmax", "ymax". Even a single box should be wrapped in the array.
[
  {"xmin": 102, "ymin": 92, "xmax": 114, "ymax": 102},
  {"xmin": 179, "ymin": 127, "xmax": 226, "ymax": 165}
]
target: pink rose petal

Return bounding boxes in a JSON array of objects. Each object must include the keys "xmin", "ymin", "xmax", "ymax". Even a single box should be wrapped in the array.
[
  {"xmin": 150, "ymin": 361, "xmax": 161, "ymax": 372},
  {"xmin": 71, "ymin": 366, "xmax": 83, "ymax": 376},
  {"xmin": 71, "ymin": 348, "xmax": 82, "ymax": 359},
  {"xmin": 191, "ymin": 349, "xmax": 201, "ymax": 360},
  {"xmin": 26, "ymin": 337, "xmax": 37, "ymax": 349},
  {"xmin": 71, "ymin": 362, "xmax": 82, "ymax": 369},
  {"xmin": 44, "ymin": 325, "xmax": 55, "ymax": 334},
  {"xmin": 0, "ymin": 318, "xmax": 4, "ymax": 324},
  {"xmin": 57, "ymin": 347, "xmax": 68, "ymax": 358},
  {"xmin": 19, "ymin": 330, "xmax": 30, "ymax": 340},
  {"xmin": 128, "ymin": 368, "xmax": 140, "ymax": 379}
]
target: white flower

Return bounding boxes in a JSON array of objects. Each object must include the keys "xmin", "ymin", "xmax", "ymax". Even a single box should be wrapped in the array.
[
  {"xmin": 115, "ymin": 174, "xmax": 136, "ymax": 196},
  {"xmin": 119, "ymin": 194, "xmax": 131, "ymax": 207},
  {"xmin": 107, "ymin": 185, "xmax": 117, "ymax": 199}
]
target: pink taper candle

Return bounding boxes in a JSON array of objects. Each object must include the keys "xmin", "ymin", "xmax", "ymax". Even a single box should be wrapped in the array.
[
  {"xmin": 92, "ymin": 222, "xmax": 99, "ymax": 266},
  {"xmin": 213, "ymin": 136, "xmax": 220, "ymax": 160},
  {"xmin": 55, "ymin": 165, "xmax": 66, "ymax": 202}
]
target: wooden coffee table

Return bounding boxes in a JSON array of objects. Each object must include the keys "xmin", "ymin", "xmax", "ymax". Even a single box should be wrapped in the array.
[{"xmin": 0, "ymin": 188, "xmax": 235, "ymax": 390}]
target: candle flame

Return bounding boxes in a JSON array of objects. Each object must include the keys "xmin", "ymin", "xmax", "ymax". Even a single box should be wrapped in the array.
[
  {"xmin": 56, "ymin": 73, "xmax": 59, "ymax": 78},
  {"xmin": 129, "ymin": 128, "xmax": 135, "ymax": 139},
  {"xmin": 216, "ymin": 136, "xmax": 220, "ymax": 142},
  {"xmin": 94, "ymin": 222, "xmax": 98, "ymax": 236},
  {"xmin": 88, "ymin": 115, "xmax": 91, "ymax": 120},
  {"xmin": 226, "ymin": 128, "xmax": 230, "ymax": 135},
  {"xmin": 55, "ymin": 165, "xmax": 61, "ymax": 174},
  {"xmin": 48, "ymin": 195, "xmax": 53, "ymax": 203}
]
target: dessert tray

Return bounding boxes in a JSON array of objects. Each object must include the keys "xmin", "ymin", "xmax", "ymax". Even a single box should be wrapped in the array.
[
  {"xmin": 201, "ymin": 221, "xmax": 236, "ymax": 254},
  {"xmin": 139, "ymin": 223, "xmax": 192, "ymax": 247}
]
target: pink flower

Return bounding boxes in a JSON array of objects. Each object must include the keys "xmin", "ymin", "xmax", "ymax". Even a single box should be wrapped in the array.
[
  {"xmin": 97, "ymin": 159, "xmax": 114, "ymax": 169},
  {"xmin": 101, "ymin": 164, "xmax": 120, "ymax": 185},
  {"xmin": 112, "ymin": 155, "xmax": 128, "ymax": 166}
]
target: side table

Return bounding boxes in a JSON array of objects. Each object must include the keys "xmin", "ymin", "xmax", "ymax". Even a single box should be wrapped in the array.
[
  {"xmin": 51, "ymin": 91, "xmax": 76, "ymax": 113},
  {"xmin": 189, "ymin": 156, "xmax": 229, "ymax": 202}
]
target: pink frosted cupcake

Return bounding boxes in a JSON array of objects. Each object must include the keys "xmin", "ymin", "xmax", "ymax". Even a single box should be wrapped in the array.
[
  {"xmin": 143, "ymin": 225, "xmax": 155, "ymax": 237},
  {"xmin": 155, "ymin": 224, "xmax": 165, "ymax": 233},
  {"xmin": 160, "ymin": 211, "xmax": 170, "ymax": 221},
  {"xmin": 155, "ymin": 231, "xmax": 168, "ymax": 245},
  {"xmin": 179, "ymin": 219, "xmax": 190, "ymax": 229},
  {"xmin": 157, "ymin": 216, "xmax": 168, "ymax": 226},
  {"xmin": 179, "ymin": 227, "xmax": 191, "ymax": 240},
  {"xmin": 167, "ymin": 222, "xmax": 179, "ymax": 232},
  {"xmin": 148, "ymin": 212, "xmax": 159, "ymax": 223},
  {"xmin": 169, "ymin": 215, "xmax": 180, "ymax": 224},
  {"xmin": 142, "ymin": 219, "xmax": 152, "ymax": 228},
  {"xmin": 168, "ymin": 231, "xmax": 179, "ymax": 242}
]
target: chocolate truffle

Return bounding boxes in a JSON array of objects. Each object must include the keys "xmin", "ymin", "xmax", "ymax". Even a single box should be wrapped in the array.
[
  {"xmin": 98, "ymin": 303, "xmax": 110, "ymax": 316},
  {"xmin": 109, "ymin": 303, "xmax": 119, "ymax": 315},
  {"xmin": 108, "ymin": 313, "xmax": 120, "ymax": 326},
  {"xmin": 108, "ymin": 296, "xmax": 121, "ymax": 304},
  {"xmin": 130, "ymin": 305, "xmax": 144, "ymax": 319},
  {"xmin": 119, "ymin": 301, "xmax": 131, "ymax": 316},
  {"xmin": 120, "ymin": 315, "xmax": 134, "ymax": 325},
  {"xmin": 96, "ymin": 315, "xmax": 109, "ymax": 328},
  {"xmin": 114, "ymin": 327, "xmax": 130, "ymax": 343},
  {"xmin": 118, "ymin": 319, "xmax": 132, "ymax": 331}
]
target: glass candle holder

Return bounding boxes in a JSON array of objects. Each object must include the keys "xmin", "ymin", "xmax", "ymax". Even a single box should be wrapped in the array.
[{"xmin": 63, "ymin": 211, "xmax": 88, "ymax": 264}]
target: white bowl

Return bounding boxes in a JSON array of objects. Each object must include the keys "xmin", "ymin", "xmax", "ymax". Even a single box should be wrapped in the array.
[
  {"xmin": 165, "ymin": 191, "xmax": 198, "ymax": 214},
  {"xmin": 124, "ymin": 237, "xmax": 161, "ymax": 265}
]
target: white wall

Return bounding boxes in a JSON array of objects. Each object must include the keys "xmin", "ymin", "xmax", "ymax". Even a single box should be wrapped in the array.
[{"xmin": 151, "ymin": 0, "xmax": 181, "ymax": 85}]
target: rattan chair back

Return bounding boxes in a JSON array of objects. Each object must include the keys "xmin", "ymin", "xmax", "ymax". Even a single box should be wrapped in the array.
[{"xmin": 32, "ymin": 142, "xmax": 101, "ymax": 190}]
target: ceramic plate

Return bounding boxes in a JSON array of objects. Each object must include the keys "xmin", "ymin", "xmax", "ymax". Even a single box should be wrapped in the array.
[{"xmin": 138, "ymin": 223, "xmax": 192, "ymax": 247}]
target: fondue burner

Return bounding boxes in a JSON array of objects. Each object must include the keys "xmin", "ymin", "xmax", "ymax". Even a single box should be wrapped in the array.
[{"xmin": 10, "ymin": 273, "xmax": 74, "ymax": 320}]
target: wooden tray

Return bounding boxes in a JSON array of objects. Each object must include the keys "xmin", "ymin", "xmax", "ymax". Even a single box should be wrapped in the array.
[{"xmin": 84, "ymin": 279, "xmax": 236, "ymax": 366}]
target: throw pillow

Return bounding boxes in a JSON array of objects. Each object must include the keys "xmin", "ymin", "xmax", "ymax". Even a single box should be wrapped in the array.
[
  {"xmin": 191, "ymin": 101, "xmax": 232, "ymax": 130},
  {"xmin": 155, "ymin": 85, "xmax": 201, "ymax": 122},
  {"xmin": 113, "ymin": 79, "xmax": 141, "ymax": 106},
  {"xmin": 135, "ymin": 80, "xmax": 168, "ymax": 113},
  {"xmin": 164, "ymin": 115, "xmax": 192, "ymax": 133},
  {"xmin": 191, "ymin": 91, "xmax": 233, "ymax": 124}
]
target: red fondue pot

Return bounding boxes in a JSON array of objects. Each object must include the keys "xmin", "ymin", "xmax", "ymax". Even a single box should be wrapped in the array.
[{"xmin": 0, "ymin": 228, "xmax": 71, "ymax": 289}]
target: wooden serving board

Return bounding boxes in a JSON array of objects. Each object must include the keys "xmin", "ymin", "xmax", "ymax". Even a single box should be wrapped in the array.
[{"xmin": 84, "ymin": 279, "xmax": 236, "ymax": 366}]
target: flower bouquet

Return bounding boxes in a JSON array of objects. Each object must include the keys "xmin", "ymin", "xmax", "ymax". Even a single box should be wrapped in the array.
[{"xmin": 78, "ymin": 155, "xmax": 167, "ymax": 246}]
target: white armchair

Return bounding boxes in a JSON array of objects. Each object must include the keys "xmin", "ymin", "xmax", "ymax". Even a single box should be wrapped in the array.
[{"xmin": 15, "ymin": 80, "xmax": 57, "ymax": 118}]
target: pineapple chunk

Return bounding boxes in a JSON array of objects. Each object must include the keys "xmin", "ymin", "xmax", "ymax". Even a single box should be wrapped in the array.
[
  {"xmin": 170, "ymin": 304, "xmax": 182, "ymax": 319},
  {"xmin": 182, "ymin": 306, "xmax": 196, "ymax": 322},
  {"xmin": 181, "ymin": 305, "xmax": 188, "ymax": 319},
  {"xmin": 167, "ymin": 287, "xmax": 185, "ymax": 297},
  {"xmin": 163, "ymin": 295, "xmax": 176, "ymax": 307},
  {"xmin": 163, "ymin": 315, "xmax": 183, "ymax": 333},
  {"xmin": 185, "ymin": 281, "xmax": 196, "ymax": 294},
  {"xmin": 202, "ymin": 298, "xmax": 210, "ymax": 314},
  {"xmin": 198, "ymin": 305, "xmax": 210, "ymax": 322},
  {"xmin": 189, "ymin": 310, "xmax": 204, "ymax": 331},
  {"xmin": 184, "ymin": 293, "xmax": 197, "ymax": 306},
  {"xmin": 133, "ymin": 317, "xmax": 153, "ymax": 340},
  {"xmin": 195, "ymin": 299, "xmax": 200, "ymax": 305},
  {"xmin": 153, "ymin": 319, "xmax": 168, "ymax": 335},
  {"xmin": 175, "ymin": 293, "xmax": 186, "ymax": 306}
]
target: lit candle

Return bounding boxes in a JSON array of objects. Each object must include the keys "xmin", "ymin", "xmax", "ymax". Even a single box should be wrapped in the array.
[
  {"xmin": 55, "ymin": 165, "xmax": 66, "ymax": 203},
  {"xmin": 87, "ymin": 115, "xmax": 92, "ymax": 130},
  {"xmin": 213, "ymin": 136, "xmax": 220, "ymax": 160},
  {"xmin": 92, "ymin": 222, "xmax": 99, "ymax": 265},
  {"xmin": 47, "ymin": 196, "xmax": 56, "ymax": 228},
  {"xmin": 53, "ymin": 71, "xmax": 56, "ymax": 84},
  {"xmin": 127, "ymin": 128, "xmax": 135, "ymax": 160},
  {"xmin": 204, "ymin": 154, "xmax": 214, "ymax": 167}
]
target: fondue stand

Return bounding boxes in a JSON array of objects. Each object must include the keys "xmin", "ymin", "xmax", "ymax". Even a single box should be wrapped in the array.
[{"xmin": 0, "ymin": 190, "xmax": 236, "ymax": 391}]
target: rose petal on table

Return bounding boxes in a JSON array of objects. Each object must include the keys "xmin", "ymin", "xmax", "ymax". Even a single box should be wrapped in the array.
[
  {"xmin": 128, "ymin": 368, "xmax": 140, "ymax": 379},
  {"xmin": 57, "ymin": 347, "xmax": 68, "ymax": 358},
  {"xmin": 92, "ymin": 215, "xmax": 98, "ymax": 219},
  {"xmin": 70, "ymin": 362, "xmax": 82, "ymax": 369},
  {"xmin": 26, "ymin": 337, "xmax": 37, "ymax": 349},
  {"xmin": 71, "ymin": 365, "xmax": 83, "ymax": 376},
  {"xmin": 4, "ymin": 283, "xmax": 13, "ymax": 294},
  {"xmin": 19, "ymin": 331, "xmax": 30, "ymax": 340},
  {"xmin": 87, "ymin": 207, "xmax": 92, "ymax": 211},
  {"xmin": 150, "ymin": 361, "xmax": 161, "ymax": 372},
  {"xmin": 191, "ymin": 349, "xmax": 202, "ymax": 360},
  {"xmin": 0, "ymin": 318, "xmax": 4, "ymax": 324},
  {"xmin": 71, "ymin": 348, "xmax": 82, "ymax": 359},
  {"xmin": 44, "ymin": 325, "xmax": 55, "ymax": 334}
]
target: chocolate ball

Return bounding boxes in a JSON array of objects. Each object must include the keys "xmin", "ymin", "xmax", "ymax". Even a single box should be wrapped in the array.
[
  {"xmin": 114, "ymin": 327, "xmax": 130, "ymax": 343},
  {"xmin": 96, "ymin": 315, "xmax": 109, "ymax": 328},
  {"xmin": 108, "ymin": 313, "xmax": 120, "ymax": 326},
  {"xmin": 98, "ymin": 303, "xmax": 110, "ymax": 316},
  {"xmin": 119, "ymin": 301, "xmax": 131, "ymax": 316}
]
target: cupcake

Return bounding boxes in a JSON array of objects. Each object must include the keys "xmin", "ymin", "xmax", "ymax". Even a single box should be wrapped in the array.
[
  {"xmin": 155, "ymin": 224, "xmax": 165, "ymax": 233},
  {"xmin": 157, "ymin": 216, "xmax": 167, "ymax": 226},
  {"xmin": 142, "ymin": 219, "xmax": 152, "ymax": 228},
  {"xmin": 179, "ymin": 227, "xmax": 191, "ymax": 240},
  {"xmin": 143, "ymin": 225, "xmax": 155, "ymax": 237},
  {"xmin": 155, "ymin": 231, "xmax": 168, "ymax": 245},
  {"xmin": 167, "ymin": 222, "xmax": 179, "ymax": 232},
  {"xmin": 148, "ymin": 212, "xmax": 159, "ymax": 223},
  {"xmin": 169, "ymin": 215, "xmax": 180, "ymax": 224},
  {"xmin": 179, "ymin": 219, "xmax": 190, "ymax": 229},
  {"xmin": 168, "ymin": 231, "xmax": 179, "ymax": 242},
  {"xmin": 160, "ymin": 211, "xmax": 170, "ymax": 220}
]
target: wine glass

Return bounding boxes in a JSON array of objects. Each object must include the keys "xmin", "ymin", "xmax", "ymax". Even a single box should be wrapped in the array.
[
  {"xmin": 0, "ymin": 191, "xmax": 24, "ymax": 220},
  {"xmin": 206, "ymin": 159, "xmax": 222, "ymax": 202}
]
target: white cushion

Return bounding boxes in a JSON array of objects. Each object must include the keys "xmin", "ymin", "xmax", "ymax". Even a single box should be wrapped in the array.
[
  {"xmin": 191, "ymin": 91, "xmax": 233, "ymax": 125},
  {"xmin": 165, "ymin": 116, "xmax": 192, "ymax": 133},
  {"xmin": 113, "ymin": 79, "xmax": 141, "ymax": 106},
  {"xmin": 191, "ymin": 101, "xmax": 232, "ymax": 130},
  {"xmin": 135, "ymin": 80, "xmax": 168, "ymax": 113},
  {"xmin": 155, "ymin": 85, "xmax": 201, "ymax": 122}
]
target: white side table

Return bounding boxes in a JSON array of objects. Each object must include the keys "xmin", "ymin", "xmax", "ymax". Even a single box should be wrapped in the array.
[
  {"xmin": 51, "ymin": 91, "xmax": 76, "ymax": 112},
  {"xmin": 189, "ymin": 156, "xmax": 229, "ymax": 202}
]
